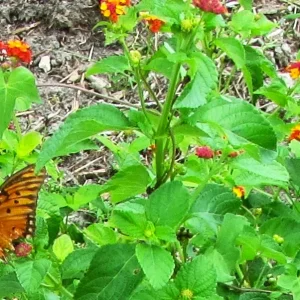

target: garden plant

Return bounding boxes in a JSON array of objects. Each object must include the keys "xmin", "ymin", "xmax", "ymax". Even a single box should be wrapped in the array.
[{"xmin": 0, "ymin": 0, "xmax": 300, "ymax": 299}]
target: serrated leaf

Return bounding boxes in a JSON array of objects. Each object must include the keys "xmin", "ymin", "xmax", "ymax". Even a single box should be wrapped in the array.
[
  {"xmin": 53, "ymin": 234, "xmax": 74, "ymax": 262},
  {"xmin": 205, "ymin": 249, "xmax": 234, "ymax": 283},
  {"xmin": 174, "ymin": 53, "xmax": 218, "ymax": 109},
  {"xmin": 0, "ymin": 67, "xmax": 40, "ymax": 138},
  {"xmin": 36, "ymin": 104, "xmax": 132, "ymax": 170},
  {"xmin": 0, "ymin": 272, "xmax": 24, "ymax": 297},
  {"xmin": 61, "ymin": 248, "xmax": 98, "ymax": 279},
  {"xmin": 190, "ymin": 184, "xmax": 241, "ymax": 214},
  {"xmin": 286, "ymin": 158, "xmax": 300, "ymax": 188},
  {"xmin": 15, "ymin": 259, "xmax": 51, "ymax": 294},
  {"xmin": 71, "ymin": 184, "xmax": 103, "ymax": 210},
  {"xmin": 84, "ymin": 223, "xmax": 118, "ymax": 246},
  {"xmin": 231, "ymin": 155, "xmax": 289, "ymax": 187},
  {"xmin": 110, "ymin": 210, "xmax": 147, "ymax": 238},
  {"xmin": 146, "ymin": 181, "xmax": 190, "ymax": 229},
  {"xmin": 214, "ymin": 38, "xmax": 245, "ymax": 68},
  {"xmin": 86, "ymin": 55, "xmax": 130, "ymax": 77},
  {"xmin": 216, "ymin": 214, "xmax": 249, "ymax": 271},
  {"xmin": 104, "ymin": 164, "xmax": 151, "ymax": 203},
  {"xmin": 259, "ymin": 234, "xmax": 286, "ymax": 264},
  {"xmin": 16, "ymin": 131, "xmax": 42, "ymax": 158},
  {"xmin": 191, "ymin": 97, "xmax": 277, "ymax": 151},
  {"xmin": 75, "ymin": 244, "xmax": 143, "ymax": 300},
  {"xmin": 175, "ymin": 255, "xmax": 217, "ymax": 297},
  {"xmin": 136, "ymin": 244, "xmax": 174, "ymax": 290}
]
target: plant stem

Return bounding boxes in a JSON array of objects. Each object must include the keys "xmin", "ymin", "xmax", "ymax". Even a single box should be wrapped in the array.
[
  {"xmin": 12, "ymin": 112, "xmax": 22, "ymax": 140},
  {"xmin": 46, "ymin": 273, "xmax": 74, "ymax": 299},
  {"xmin": 155, "ymin": 63, "xmax": 181, "ymax": 186},
  {"xmin": 138, "ymin": 66, "xmax": 162, "ymax": 110}
]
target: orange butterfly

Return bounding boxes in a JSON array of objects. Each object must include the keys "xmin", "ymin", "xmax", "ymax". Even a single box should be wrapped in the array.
[{"xmin": 0, "ymin": 165, "xmax": 46, "ymax": 258}]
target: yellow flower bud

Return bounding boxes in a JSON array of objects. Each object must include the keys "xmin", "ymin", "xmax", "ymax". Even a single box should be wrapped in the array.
[
  {"xmin": 181, "ymin": 19, "xmax": 193, "ymax": 32},
  {"xmin": 181, "ymin": 289, "xmax": 193, "ymax": 299},
  {"xmin": 130, "ymin": 50, "xmax": 142, "ymax": 65}
]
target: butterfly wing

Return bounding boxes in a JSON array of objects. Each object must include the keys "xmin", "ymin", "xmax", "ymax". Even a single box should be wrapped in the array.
[{"xmin": 0, "ymin": 165, "xmax": 46, "ymax": 257}]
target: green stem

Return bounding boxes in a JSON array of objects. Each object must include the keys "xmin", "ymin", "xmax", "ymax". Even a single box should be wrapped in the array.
[
  {"xmin": 155, "ymin": 63, "xmax": 181, "ymax": 186},
  {"xmin": 138, "ymin": 66, "xmax": 162, "ymax": 110},
  {"xmin": 12, "ymin": 112, "xmax": 22, "ymax": 140},
  {"xmin": 190, "ymin": 159, "xmax": 225, "ymax": 204},
  {"xmin": 46, "ymin": 273, "xmax": 73, "ymax": 299},
  {"xmin": 254, "ymin": 260, "xmax": 268, "ymax": 288},
  {"xmin": 174, "ymin": 240, "xmax": 185, "ymax": 263}
]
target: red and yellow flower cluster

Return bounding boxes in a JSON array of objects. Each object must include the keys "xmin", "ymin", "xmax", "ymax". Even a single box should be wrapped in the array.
[
  {"xmin": 193, "ymin": 0, "xmax": 227, "ymax": 14},
  {"xmin": 288, "ymin": 124, "xmax": 300, "ymax": 141},
  {"xmin": 142, "ymin": 15, "xmax": 165, "ymax": 33},
  {"xmin": 233, "ymin": 186, "xmax": 245, "ymax": 198},
  {"xmin": 99, "ymin": 0, "xmax": 130, "ymax": 23},
  {"xmin": 285, "ymin": 61, "xmax": 300, "ymax": 80},
  {"xmin": 0, "ymin": 40, "xmax": 32, "ymax": 64}
]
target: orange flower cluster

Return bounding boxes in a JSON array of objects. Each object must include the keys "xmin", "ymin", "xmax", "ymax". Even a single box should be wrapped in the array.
[
  {"xmin": 0, "ymin": 40, "xmax": 32, "ymax": 64},
  {"xmin": 288, "ymin": 124, "xmax": 300, "ymax": 141},
  {"xmin": 193, "ymin": 0, "xmax": 227, "ymax": 14},
  {"xmin": 285, "ymin": 61, "xmax": 300, "ymax": 80},
  {"xmin": 143, "ymin": 16, "xmax": 165, "ymax": 33},
  {"xmin": 100, "ymin": 0, "xmax": 130, "ymax": 23}
]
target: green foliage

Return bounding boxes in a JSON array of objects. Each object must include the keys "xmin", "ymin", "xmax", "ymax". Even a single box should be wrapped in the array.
[{"xmin": 1, "ymin": 0, "xmax": 299, "ymax": 299}]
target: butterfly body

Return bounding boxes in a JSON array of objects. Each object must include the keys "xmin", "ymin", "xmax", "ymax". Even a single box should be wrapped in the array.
[{"xmin": 0, "ymin": 165, "xmax": 46, "ymax": 257}]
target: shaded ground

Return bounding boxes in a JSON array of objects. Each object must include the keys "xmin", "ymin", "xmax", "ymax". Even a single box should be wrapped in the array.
[{"xmin": 1, "ymin": 0, "xmax": 299, "ymax": 184}]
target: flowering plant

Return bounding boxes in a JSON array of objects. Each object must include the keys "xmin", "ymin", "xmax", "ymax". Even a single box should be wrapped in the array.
[{"xmin": 1, "ymin": 0, "xmax": 300, "ymax": 299}]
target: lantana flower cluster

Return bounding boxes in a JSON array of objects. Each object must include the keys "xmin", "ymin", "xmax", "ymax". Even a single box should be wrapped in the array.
[
  {"xmin": 193, "ymin": 0, "xmax": 227, "ymax": 14},
  {"xmin": 0, "ymin": 40, "xmax": 32, "ymax": 65},
  {"xmin": 285, "ymin": 61, "xmax": 300, "ymax": 80},
  {"xmin": 100, "ymin": 0, "xmax": 131, "ymax": 23},
  {"xmin": 99, "ymin": 0, "xmax": 227, "ymax": 33}
]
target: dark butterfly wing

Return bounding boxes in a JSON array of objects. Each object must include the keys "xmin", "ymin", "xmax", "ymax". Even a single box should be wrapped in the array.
[{"xmin": 0, "ymin": 165, "xmax": 46, "ymax": 257}]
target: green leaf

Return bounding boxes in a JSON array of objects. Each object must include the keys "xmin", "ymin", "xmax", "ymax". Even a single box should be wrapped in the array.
[
  {"xmin": 61, "ymin": 248, "xmax": 98, "ymax": 279},
  {"xmin": 110, "ymin": 209, "xmax": 147, "ymax": 238},
  {"xmin": 75, "ymin": 244, "xmax": 144, "ymax": 300},
  {"xmin": 136, "ymin": 244, "xmax": 174, "ymax": 290},
  {"xmin": 231, "ymin": 155, "xmax": 289, "ymax": 187},
  {"xmin": 53, "ymin": 234, "xmax": 74, "ymax": 262},
  {"xmin": 70, "ymin": 184, "xmax": 103, "ymax": 210},
  {"xmin": 0, "ymin": 272, "xmax": 24, "ymax": 297},
  {"xmin": 155, "ymin": 225, "xmax": 177, "ymax": 242},
  {"xmin": 205, "ymin": 249, "xmax": 234, "ymax": 283},
  {"xmin": 191, "ymin": 96, "xmax": 277, "ymax": 151},
  {"xmin": 238, "ymin": 0, "xmax": 252, "ymax": 10},
  {"xmin": 175, "ymin": 255, "xmax": 217, "ymax": 297},
  {"xmin": 259, "ymin": 234, "xmax": 286, "ymax": 264},
  {"xmin": 216, "ymin": 214, "xmax": 249, "ymax": 271},
  {"xmin": 86, "ymin": 55, "xmax": 130, "ymax": 77},
  {"xmin": 239, "ymin": 293, "xmax": 269, "ymax": 300},
  {"xmin": 84, "ymin": 223, "xmax": 118, "ymax": 246},
  {"xmin": 214, "ymin": 38, "xmax": 246, "ymax": 68},
  {"xmin": 174, "ymin": 53, "xmax": 218, "ymax": 109},
  {"xmin": 16, "ymin": 131, "xmax": 42, "ymax": 158},
  {"xmin": 286, "ymin": 158, "xmax": 300, "ymax": 188},
  {"xmin": 36, "ymin": 104, "xmax": 132, "ymax": 170},
  {"xmin": 146, "ymin": 181, "xmax": 190, "ymax": 229},
  {"xmin": 190, "ymin": 184, "xmax": 241, "ymax": 214},
  {"xmin": 15, "ymin": 259, "xmax": 51, "ymax": 294},
  {"xmin": 144, "ymin": 57, "xmax": 174, "ymax": 79},
  {"xmin": 255, "ymin": 79, "xmax": 289, "ymax": 107},
  {"xmin": 0, "ymin": 67, "xmax": 40, "ymax": 138},
  {"xmin": 251, "ymin": 14, "xmax": 277, "ymax": 36},
  {"xmin": 104, "ymin": 164, "xmax": 151, "ymax": 203}
]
